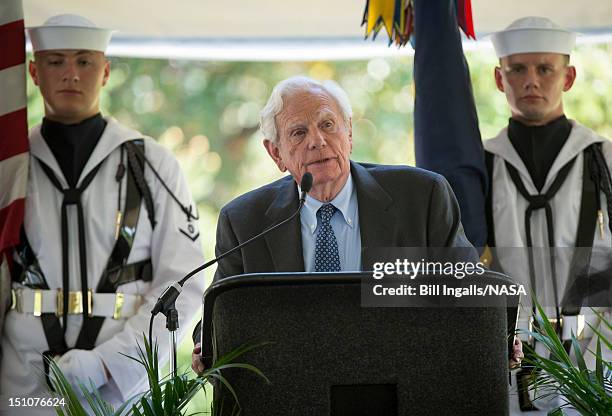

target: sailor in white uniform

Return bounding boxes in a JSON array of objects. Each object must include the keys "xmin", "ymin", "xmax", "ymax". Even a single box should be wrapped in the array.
[
  {"xmin": 486, "ymin": 17, "xmax": 612, "ymax": 415},
  {"xmin": 0, "ymin": 14, "xmax": 205, "ymax": 414}
]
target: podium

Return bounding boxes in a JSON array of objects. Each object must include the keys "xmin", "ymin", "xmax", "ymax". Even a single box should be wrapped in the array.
[{"xmin": 200, "ymin": 271, "xmax": 511, "ymax": 415}]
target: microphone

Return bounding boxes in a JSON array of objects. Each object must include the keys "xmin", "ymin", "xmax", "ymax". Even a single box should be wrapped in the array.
[
  {"xmin": 151, "ymin": 172, "xmax": 314, "ymax": 316},
  {"xmin": 299, "ymin": 171, "xmax": 313, "ymax": 202}
]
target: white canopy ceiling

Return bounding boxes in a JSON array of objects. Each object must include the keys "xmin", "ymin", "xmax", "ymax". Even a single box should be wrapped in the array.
[{"xmin": 22, "ymin": 0, "xmax": 612, "ymax": 60}]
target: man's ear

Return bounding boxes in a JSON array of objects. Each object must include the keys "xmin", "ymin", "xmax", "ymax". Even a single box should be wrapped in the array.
[
  {"xmin": 263, "ymin": 139, "xmax": 286, "ymax": 172},
  {"xmin": 563, "ymin": 65, "xmax": 576, "ymax": 92},
  {"xmin": 494, "ymin": 67, "xmax": 505, "ymax": 93},
  {"xmin": 29, "ymin": 61, "xmax": 39, "ymax": 86},
  {"xmin": 102, "ymin": 60, "xmax": 110, "ymax": 86}
]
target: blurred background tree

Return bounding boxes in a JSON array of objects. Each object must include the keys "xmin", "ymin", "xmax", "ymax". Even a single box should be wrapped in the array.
[{"xmin": 25, "ymin": 41, "xmax": 612, "ymax": 413}]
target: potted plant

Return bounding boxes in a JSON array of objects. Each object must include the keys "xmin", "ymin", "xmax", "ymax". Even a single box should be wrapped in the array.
[
  {"xmin": 46, "ymin": 336, "xmax": 268, "ymax": 416},
  {"xmin": 522, "ymin": 302, "xmax": 611, "ymax": 416}
]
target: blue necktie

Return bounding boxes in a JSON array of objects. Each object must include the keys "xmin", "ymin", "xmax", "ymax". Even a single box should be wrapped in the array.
[{"xmin": 314, "ymin": 204, "xmax": 341, "ymax": 272}]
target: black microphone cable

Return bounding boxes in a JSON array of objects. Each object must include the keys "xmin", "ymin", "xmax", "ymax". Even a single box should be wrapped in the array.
[{"xmin": 148, "ymin": 172, "xmax": 313, "ymax": 344}]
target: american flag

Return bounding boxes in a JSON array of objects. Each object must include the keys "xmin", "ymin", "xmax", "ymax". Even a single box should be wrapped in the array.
[{"xmin": 0, "ymin": 0, "xmax": 28, "ymax": 262}]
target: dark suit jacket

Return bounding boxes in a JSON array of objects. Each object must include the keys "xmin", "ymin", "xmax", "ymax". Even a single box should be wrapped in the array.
[{"xmin": 193, "ymin": 161, "xmax": 473, "ymax": 343}]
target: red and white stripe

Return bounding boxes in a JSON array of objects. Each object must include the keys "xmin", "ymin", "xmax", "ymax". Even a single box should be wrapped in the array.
[{"xmin": 0, "ymin": 0, "xmax": 28, "ymax": 257}]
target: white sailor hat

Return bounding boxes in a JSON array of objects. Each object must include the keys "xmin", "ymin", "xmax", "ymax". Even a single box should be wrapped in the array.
[
  {"xmin": 490, "ymin": 16, "xmax": 576, "ymax": 58},
  {"xmin": 27, "ymin": 14, "xmax": 113, "ymax": 53}
]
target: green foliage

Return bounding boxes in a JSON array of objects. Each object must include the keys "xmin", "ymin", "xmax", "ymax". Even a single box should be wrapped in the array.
[
  {"xmin": 521, "ymin": 303, "xmax": 612, "ymax": 416},
  {"xmin": 46, "ymin": 336, "xmax": 268, "ymax": 416}
]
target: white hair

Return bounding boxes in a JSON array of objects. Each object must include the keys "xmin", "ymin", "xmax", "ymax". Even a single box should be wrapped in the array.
[{"xmin": 260, "ymin": 76, "xmax": 353, "ymax": 144}]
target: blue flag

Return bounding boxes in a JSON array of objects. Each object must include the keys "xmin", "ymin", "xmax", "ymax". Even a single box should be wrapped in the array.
[{"xmin": 413, "ymin": 0, "xmax": 488, "ymax": 248}]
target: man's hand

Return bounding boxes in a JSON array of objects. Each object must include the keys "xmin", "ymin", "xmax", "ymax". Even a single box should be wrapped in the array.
[
  {"xmin": 55, "ymin": 349, "xmax": 109, "ymax": 392},
  {"xmin": 509, "ymin": 336, "xmax": 524, "ymax": 369},
  {"xmin": 191, "ymin": 342, "xmax": 206, "ymax": 375}
]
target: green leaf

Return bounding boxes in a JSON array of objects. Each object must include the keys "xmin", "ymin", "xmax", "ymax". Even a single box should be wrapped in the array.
[
  {"xmin": 46, "ymin": 358, "xmax": 89, "ymax": 416},
  {"xmin": 570, "ymin": 332, "xmax": 588, "ymax": 374},
  {"xmin": 47, "ymin": 333, "xmax": 269, "ymax": 416},
  {"xmin": 206, "ymin": 372, "xmax": 241, "ymax": 413},
  {"xmin": 140, "ymin": 397, "xmax": 155, "ymax": 416},
  {"xmin": 595, "ymin": 339, "xmax": 604, "ymax": 388},
  {"xmin": 174, "ymin": 375, "xmax": 185, "ymax": 397},
  {"xmin": 131, "ymin": 403, "xmax": 143, "ymax": 416},
  {"xmin": 163, "ymin": 379, "xmax": 174, "ymax": 416},
  {"xmin": 77, "ymin": 379, "xmax": 115, "ymax": 416},
  {"xmin": 212, "ymin": 341, "xmax": 272, "ymax": 368},
  {"xmin": 586, "ymin": 321, "xmax": 612, "ymax": 352},
  {"xmin": 590, "ymin": 308, "xmax": 612, "ymax": 332},
  {"xmin": 213, "ymin": 363, "xmax": 270, "ymax": 385},
  {"xmin": 522, "ymin": 299, "xmax": 612, "ymax": 416}
]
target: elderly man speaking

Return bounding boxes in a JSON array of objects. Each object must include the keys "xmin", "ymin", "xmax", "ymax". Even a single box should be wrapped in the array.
[
  {"xmin": 220, "ymin": 76, "xmax": 472, "ymax": 275},
  {"xmin": 192, "ymin": 76, "xmax": 476, "ymax": 372}
]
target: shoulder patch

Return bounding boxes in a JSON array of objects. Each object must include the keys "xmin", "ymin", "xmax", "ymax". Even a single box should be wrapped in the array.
[
  {"xmin": 180, "ymin": 222, "xmax": 200, "ymax": 241},
  {"xmin": 179, "ymin": 204, "xmax": 200, "ymax": 241}
]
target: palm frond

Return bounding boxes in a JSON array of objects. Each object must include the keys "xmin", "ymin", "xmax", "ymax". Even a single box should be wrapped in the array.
[
  {"xmin": 48, "ymin": 334, "xmax": 268, "ymax": 416},
  {"xmin": 46, "ymin": 357, "xmax": 102, "ymax": 416},
  {"xmin": 521, "ymin": 300, "xmax": 612, "ymax": 416}
]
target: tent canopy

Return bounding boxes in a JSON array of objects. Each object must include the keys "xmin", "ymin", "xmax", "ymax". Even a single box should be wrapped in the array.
[{"xmin": 23, "ymin": 0, "xmax": 612, "ymax": 60}]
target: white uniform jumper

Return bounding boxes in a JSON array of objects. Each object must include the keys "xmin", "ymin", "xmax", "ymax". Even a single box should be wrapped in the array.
[
  {"xmin": 1, "ymin": 118, "xmax": 205, "ymax": 414},
  {"xmin": 485, "ymin": 119, "xmax": 612, "ymax": 415}
]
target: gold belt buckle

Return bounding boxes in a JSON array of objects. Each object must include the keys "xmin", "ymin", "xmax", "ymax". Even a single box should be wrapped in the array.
[
  {"xmin": 87, "ymin": 290, "xmax": 93, "ymax": 317},
  {"xmin": 56, "ymin": 289, "xmax": 63, "ymax": 316},
  {"xmin": 56, "ymin": 290, "xmax": 93, "ymax": 316},
  {"xmin": 479, "ymin": 246, "xmax": 493, "ymax": 268},
  {"xmin": 71, "ymin": 291, "xmax": 93, "ymax": 315},
  {"xmin": 563, "ymin": 315, "xmax": 585, "ymax": 341},
  {"xmin": 529, "ymin": 315, "xmax": 585, "ymax": 341},
  {"xmin": 33, "ymin": 289, "xmax": 42, "ymax": 317},
  {"xmin": 529, "ymin": 315, "xmax": 560, "ymax": 331},
  {"xmin": 69, "ymin": 291, "xmax": 83, "ymax": 315},
  {"xmin": 11, "ymin": 289, "xmax": 22, "ymax": 312},
  {"xmin": 113, "ymin": 293, "xmax": 125, "ymax": 319},
  {"xmin": 549, "ymin": 317, "xmax": 561, "ymax": 333},
  {"xmin": 56, "ymin": 289, "xmax": 68, "ymax": 316}
]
